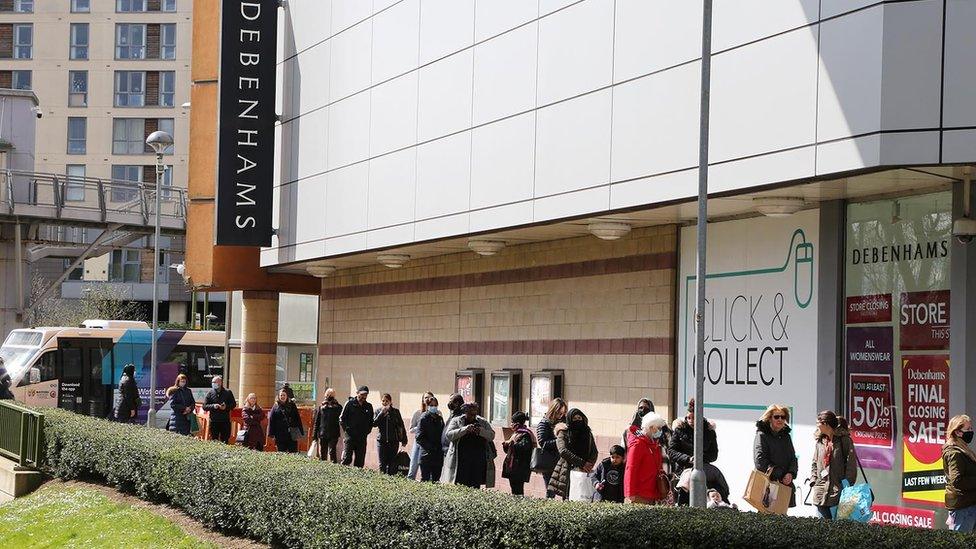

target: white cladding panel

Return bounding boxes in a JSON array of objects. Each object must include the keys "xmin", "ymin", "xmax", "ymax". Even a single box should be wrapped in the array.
[{"xmin": 267, "ymin": 0, "xmax": 976, "ymax": 266}]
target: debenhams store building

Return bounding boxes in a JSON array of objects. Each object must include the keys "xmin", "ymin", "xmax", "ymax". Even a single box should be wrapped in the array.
[{"xmin": 186, "ymin": 0, "xmax": 976, "ymax": 523}]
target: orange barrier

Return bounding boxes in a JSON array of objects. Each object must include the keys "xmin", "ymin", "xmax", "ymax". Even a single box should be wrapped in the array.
[{"xmin": 194, "ymin": 405, "xmax": 316, "ymax": 453}]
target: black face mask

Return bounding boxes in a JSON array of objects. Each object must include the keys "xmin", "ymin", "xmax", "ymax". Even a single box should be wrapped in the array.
[
  {"xmin": 638, "ymin": 407, "xmax": 650, "ymax": 417},
  {"xmin": 963, "ymin": 431, "xmax": 974, "ymax": 444}
]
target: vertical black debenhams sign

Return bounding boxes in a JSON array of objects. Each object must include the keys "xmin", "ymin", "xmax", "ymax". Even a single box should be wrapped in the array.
[{"xmin": 215, "ymin": 1, "xmax": 278, "ymax": 246}]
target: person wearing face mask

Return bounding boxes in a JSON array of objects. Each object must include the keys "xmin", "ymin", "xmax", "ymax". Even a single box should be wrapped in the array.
[
  {"xmin": 944, "ymin": 414, "xmax": 976, "ymax": 532},
  {"xmin": 624, "ymin": 412, "xmax": 667, "ymax": 504},
  {"xmin": 373, "ymin": 392, "xmax": 408, "ymax": 475},
  {"xmin": 203, "ymin": 375, "xmax": 237, "ymax": 444},
  {"xmin": 809, "ymin": 410, "xmax": 857, "ymax": 519},
  {"xmin": 239, "ymin": 392, "xmax": 267, "ymax": 451},
  {"xmin": 754, "ymin": 404, "xmax": 799, "ymax": 508},
  {"xmin": 415, "ymin": 396, "xmax": 445, "ymax": 482},
  {"xmin": 166, "ymin": 373, "xmax": 196, "ymax": 436},
  {"xmin": 548, "ymin": 408, "xmax": 598, "ymax": 500}
]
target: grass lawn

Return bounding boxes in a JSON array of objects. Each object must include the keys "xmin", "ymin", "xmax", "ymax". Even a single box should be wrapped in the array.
[{"xmin": 0, "ymin": 484, "xmax": 216, "ymax": 548}]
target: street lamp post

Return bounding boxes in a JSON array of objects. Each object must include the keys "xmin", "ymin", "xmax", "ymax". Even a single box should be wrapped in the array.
[
  {"xmin": 690, "ymin": 0, "xmax": 714, "ymax": 508},
  {"xmin": 145, "ymin": 130, "xmax": 174, "ymax": 428}
]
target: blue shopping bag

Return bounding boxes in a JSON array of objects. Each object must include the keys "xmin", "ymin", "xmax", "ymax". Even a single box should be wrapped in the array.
[{"xmin": 835, "ymin": 451, "xmax": 874, "ymax": 523}]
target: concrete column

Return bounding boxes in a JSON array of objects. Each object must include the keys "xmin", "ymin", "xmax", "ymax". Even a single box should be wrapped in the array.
[
  {"xmin": 950, "ymin": 183, "xmax": 976, "ymax": 415},
  {"xmin": 0, "ymin": 224, "xmax": 27, "ymax": 338},
  {"xmin": 816, "ymin": 200, "xmax": 844, "ymax": 412},
  {"xmin": 239, "ymin": 291, "xmax": 278, "ymax": 408}
]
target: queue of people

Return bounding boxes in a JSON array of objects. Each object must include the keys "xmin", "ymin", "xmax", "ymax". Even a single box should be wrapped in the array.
[{"xmin": 145, "ymin": 373, "xmax": 976, "ymax": 532}]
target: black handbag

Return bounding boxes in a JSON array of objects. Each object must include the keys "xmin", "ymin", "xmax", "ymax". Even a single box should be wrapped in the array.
[{"xmin": 530, "ymin": 447, "xmax": 557, "ymax": 473}]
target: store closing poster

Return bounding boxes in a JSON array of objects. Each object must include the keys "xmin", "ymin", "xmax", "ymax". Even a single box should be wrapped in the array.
[{"xmin": 845, "ymin": 192, "xmax": 952, "ymax": 523}]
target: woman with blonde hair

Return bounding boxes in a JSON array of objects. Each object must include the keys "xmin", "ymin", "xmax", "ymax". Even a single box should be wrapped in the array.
[
  {"xmin": 943, "ymin": 414, "xmax": 976, "ymax": 531},
  {"xmin": 536, "ymin": 397, "xmax": 568, "ymax": 498},
  {"xmin": 753, "ymin": 404, "xmax": 798, "ymax": 508},
  {"xmin": 239, "ymin": 392, "xmax": 267, "ymax": 451},
  {"xmin": 166, "ymin": 373, "xmax": 195, "ymax": 436}
]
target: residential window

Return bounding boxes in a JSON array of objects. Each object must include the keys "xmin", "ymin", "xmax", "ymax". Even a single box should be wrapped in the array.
[
  {"xmin": 109, "ymin": 249, "xmax": 141, "ymax": 283},
  {"xmin": 70, "ymin": 23, "xmax": 89, "ymax": 60},
  {"xmin": 0, "ymin": 70, "xmax": 32, "ymax": 90},
  {"xmin": 68, "ymin": 71, "xmax": 88, "ymax": 107},
  {"xmin": 114, "ymin": 71, "xmax": 145, "ymax": 107},
  {"xmin": 157, "ymin": 118, "xmax": 174, "ymax": 153},
  {"xmin": 116, "ymin": 24, "xmax": 146, "ymax": 60},
  {"xmin": 160, "ymin": 23, "xmax": 176, "ymax": 59},
  {"xmin": 110, "ymin": 165, "xmax": 141, "ymax": 202},
  {"xmin": 71, "ymin": 0, "xmax": 90, "ymax": 13},
  {"xmin": 14, "ymin": 24, "xmax": 31, "ymax": 59},
  {"xmin": 162, "ymin": 0, "xmax": 176, "ymax": 11},
  {"xmin": 67, "ymin": 117, "xmax": 86, "ymax": 155},
  {"xmin": 113, "ymin": 119, "xmax": 144, "ymax": 155},
  {"xmin": 65, "ymin": 164, "xmax": 86, "ymax": 202},
  {"xmin": 116, "ymin": 0, "xmax": 145, "ymax": 11},
  {"xmin": 1, "ymin": 1, "xmax": 33, "ymax": 13},
  {"xmin": 160, "ymin": 71, "xmax": 174, "ymax": 106},
  {"xmin": 113, "ymin": 118, "xmax": 176, "ymax": 155}
]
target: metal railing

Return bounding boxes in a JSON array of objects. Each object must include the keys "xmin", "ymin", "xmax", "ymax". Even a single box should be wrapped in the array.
[
  {"xmin": 0, "ymin": 400, "xmax": 44, "ymax": 468},
  {"xmin": 0, "ymin": 169, "xmax": 187, "ymax": 228}
]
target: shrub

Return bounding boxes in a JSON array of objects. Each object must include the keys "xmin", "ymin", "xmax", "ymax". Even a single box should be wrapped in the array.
[{"xmin": 39, "ymin": 409, "xmax": 976, "ymax": 548}]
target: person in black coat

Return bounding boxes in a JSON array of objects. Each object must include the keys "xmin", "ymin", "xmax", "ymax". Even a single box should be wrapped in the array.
[
  {"xmin": 312, "ymin": 387, "xmax": 342, "ymax": 463},
  {"xmin": 415, "ymin": 396, "xmax": 445, "ymax": 482},
  {"xmin": 113, "ymin": 364, "xmax": 141, "ymax": 422},
  {"xmin": 669, "ymin": 398, "xmax": 727, "ymax": 504},
  {"xmin": 754, "ymin": 404, "xmax": 799, "ymax": 507},
  {"xmin": 536, "ymin": 397, "xmax": 567, "ymax": 498},
  {"xmin": 340, "ymin": 386, "xmax": 374, "ymax": 467},
  {"xmin": 373, "ymin": 392, "xmax": 408, "ymax": 475},
  {"xmin": 502, "ymin": 411, "xmax": 536, "ymax": 496},
  {"xmin": 203, "ymin": 375, "xmax": 237, "ymax": 443},
  {"xmin": 269, "ymin": 388, "xmax": 304, "ymax": 453},
  {"xmin": 167, "ymin": 373, "xmax": 196, "ymax": 435}
]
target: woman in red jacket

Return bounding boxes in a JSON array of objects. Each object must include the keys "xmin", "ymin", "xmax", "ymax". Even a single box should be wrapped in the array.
[{"xmin": 625, "ymin": 412, "xmax": 667, "ymax": 504}]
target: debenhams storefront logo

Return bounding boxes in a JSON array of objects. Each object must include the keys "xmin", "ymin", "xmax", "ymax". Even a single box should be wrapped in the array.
[
  {"xmin": 215, "ymin": 1, "xmax": 278, "ymax": 247},
  {"xmin": 851, "ymin": 240, "xmax": 949, "ymax": 265}
]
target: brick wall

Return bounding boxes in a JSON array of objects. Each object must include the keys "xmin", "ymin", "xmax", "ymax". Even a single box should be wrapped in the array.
[{"xmin": 314, "ymin": 226, "xmax": 677, "ymax": 495}]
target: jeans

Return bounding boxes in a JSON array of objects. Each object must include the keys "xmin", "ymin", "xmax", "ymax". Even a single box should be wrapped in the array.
[
  {"xmin": 949, "ymin": 505, "xmax": 976, "ymax": 532},
  {"xmin": 817, "ymin": 505, "xmax": 834, "ymax": 520},
  {"xmin": 209, "ymin": 421, "xmax": 231, "ymax": 444},
  {"xmin": 317, "ymin": 436, "xmax": 339, "ymax": 463},
  {"xmin": 407, "ymin": 442, "xmax": 423, "ymax": 479},
  {"xmin": 342, "ymin": 436, "xmax": 367, "ymax": 467},
  {"xmin": 377, "ymin": 441, "xmax": 399, "ymax": 475}
]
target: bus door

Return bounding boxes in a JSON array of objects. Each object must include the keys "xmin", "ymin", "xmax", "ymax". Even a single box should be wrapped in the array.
[{"xmin": 57, "ymin": 338, "xmax": 114, "ymax": 418}]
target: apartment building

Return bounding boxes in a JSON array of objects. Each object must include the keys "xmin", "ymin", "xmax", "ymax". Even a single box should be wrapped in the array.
[{"xmin": 0, "ymin": 0, "xmax": 206, "ymax": 324}]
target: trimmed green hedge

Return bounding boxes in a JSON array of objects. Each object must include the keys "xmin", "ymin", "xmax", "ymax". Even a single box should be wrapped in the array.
[{"xmin": 39, "ymin": 408, "xmax": 975, "ymax": 548}]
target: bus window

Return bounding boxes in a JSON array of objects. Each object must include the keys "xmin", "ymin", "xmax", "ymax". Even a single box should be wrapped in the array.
[
  {"xmin": 206, "ymin": 347, "xmax": 225, "ymax": 378},
  {"xmin": 38, "ymin": 351, "xmax": 57, "ymax": 382},
  {"xmin": 168, "ymin": 345, "xmax": 210, "ymax": 388}
]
